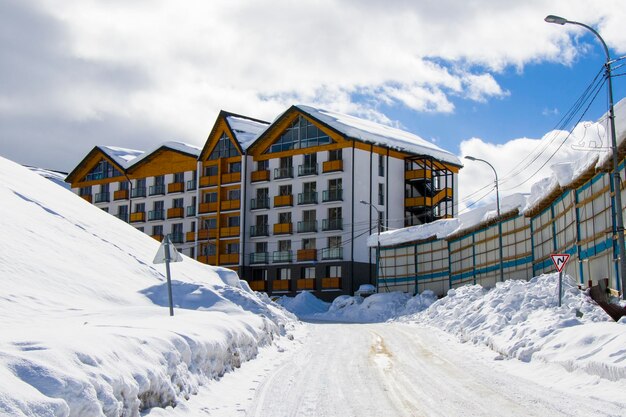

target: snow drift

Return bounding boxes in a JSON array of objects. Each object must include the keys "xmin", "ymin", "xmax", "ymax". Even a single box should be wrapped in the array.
[{"xmin": 0, "ymin": 156, "xmax": 294, "ymax": 417}]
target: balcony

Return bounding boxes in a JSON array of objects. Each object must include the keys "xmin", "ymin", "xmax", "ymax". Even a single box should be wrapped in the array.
[
  {"xmin": 322, "ymin": 159, "xmax": 343, "ymax": 173},
  {"xmin": 220, "ymin": 199, "xmax": 240, "ymax": 211},
  {"xmin": 250, "ymin": 197, "xmax": 270, "ymax": 210},
  {"xmin": 273, "ymin": 223, "xmax": 293, "ymax": 235},
  {"xmin": 169, "ymin": 233, "xmax": 184, "ymax": 244},
  {"xmin": 94, "ymin": 192, "xmax": 110, "ymax": 203},
  {"xmin": 221, "ymin": 172, "xmax": 241, "ymax": 184},
  {"xmin": 167, "ymin": 207, "xmax": 184, "ymax": 219},
  {"xmin": 298, "ymin": 192, "xmax": 317, "ymax": 205},
  {"xmin": 321, "ymin": 277, "xmax": 341, "ymax": 289},
  {"xmin": 148, "ymin": 210, "xmax": 165, "ymax": 221},
  {"xmin": 186, "ymin": 231, "xmax": 196, "ymax": 242},
  {"xmin": 199, "ymin": 175, "xmax": 218, "ymax": 188},
  {"xmin": 322, "ymin": 218, "xmax": 343, "ymax": 231},
  {"xmin": 114, "ymin": 189, "xmax": 129, "ymax": 201},
  {"xmin": 249, "ymin": 280, "xmax": 267, "ymax": 291},
  {"xmin": 130, "ymin": 211, "xmax": 145, "ymax": 223},
  {"xmin": 168, "ymin": 182, "xmax": 184, "ymax": 193},
  {"xmin": 220, "ymin": 253, "xmax": 239, "ymax": 264},
  {"xmin": 297, "ymin": 279, "xmax": 315, "ymax": 290},
  {"xmin": 322, "ymin": 189, "xmax": 343, "ymax": 202},
  {"xmin": 199, "ymin": 202, "xmax": 218, "ymax": 213},
  {"xmin": 197, "ymin": 255, "xmax": 216, "ymax": 265},
  {"xmin": 131, "ymin": 187, "xmax": 146, "ymax": 198},
  {"xmin": 297, "ymin": 249, "xmax": 317, "ymax": 262},
  {"xmin": 297, "ymin": 220, "xmax": 317, "ymax": 233},
  {"xmin": 273, "ymin": 280, "xmax": 290, "ymax": 291},
  {"xmin": 151, "ymin": 234, "xmax": 164, "ymax": 242},
  {"xmin": 198, "ymin": 228, "xmax": 217, "ymax": 239},
  {"xmin": 80, "ymin": 194, "xmax": 93, "ymax": 203},
  {"xmin": 321, "ymin": 247, "xmax": 343, "ymax": 260},
  {"xmin": 249, "ymin": 252, "xmax": 269, "ymax": 264},
  {"xmin": 274, "ymin": 167, "xmax": 293, "ymax": 180},
  {"xmin": 251, "ymin": 170, "xmax": 270, "ymax": 182},
  {"xmin": 298, "ymin": 164, "xmax": 318, "ymax": 176},
  {"xmin": 186, "ymin": 205, "xmax": 196, "ymax": 216},
  {"xmin": 149, "ymin": 185, "xmax": 165, "ymax": 196},
  {"xmin": 187, "ymin": 179, "xmax": 197, "ymax": 190},
  {"xmin": 405, "ymin": 169, "xmax": 431, "ymax": 180},
  {"xmin": 220, "ymin": 226, "xmax": 240, "ymax": 237},
  {"xmin": 273, "ymin": 251, "xmax": 293, "ymax": 263},
  {"xmin": 274, "ymin": 195, "xmax": 293, "ymax": 207},
  {"xmin": 250, "ymin": 224, "xmax": 269, "ymax": 237}
]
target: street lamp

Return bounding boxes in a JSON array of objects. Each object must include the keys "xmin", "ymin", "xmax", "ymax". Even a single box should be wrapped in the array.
[
  {"xmin": 465, "ymin": 156, "xmax": 504, "ymax": 282},
  {"xmin": 545, "ymin": 14, "xmax": 626, "ymax": 299},
  {"xmin": 360, "ymin": 200, "xmax": 381, "ymax": 289}
]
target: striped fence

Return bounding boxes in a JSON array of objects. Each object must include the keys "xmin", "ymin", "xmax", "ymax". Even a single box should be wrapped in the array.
[{"xmin": 377, "ymin": 158, "xmax": 625, "ymax": 296}]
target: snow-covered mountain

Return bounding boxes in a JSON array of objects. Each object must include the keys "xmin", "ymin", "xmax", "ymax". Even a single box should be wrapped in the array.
[{"xmin": 0, "ymin": 156, "xmax": 293, "ymax": 416}]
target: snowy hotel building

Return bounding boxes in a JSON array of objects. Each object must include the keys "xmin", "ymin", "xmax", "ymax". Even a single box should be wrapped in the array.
[{"xmin": 67, "ymin": 105, "xmax": 462, "ymax": 298}]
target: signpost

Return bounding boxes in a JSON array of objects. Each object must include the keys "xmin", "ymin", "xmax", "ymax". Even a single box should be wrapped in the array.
[
  {"xmin": 551, "ymin": 254, "xmax": 570, "ymax": 307},
  {"xmin": 153, "ymin": 235, "xmax": 183, "ymax": 316}
]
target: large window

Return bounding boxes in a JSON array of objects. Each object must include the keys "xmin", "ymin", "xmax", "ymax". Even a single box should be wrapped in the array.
[
  {"xmin": 268, "ymin": 116, "xmax": 332, "ymax": 153},
  {"xmin": 209, "ymin": 133, "xmax": 239, "ymax": 159},
  {"xmin": 84, "ymin": 159, "xmax": 122, "ymax": 181}
]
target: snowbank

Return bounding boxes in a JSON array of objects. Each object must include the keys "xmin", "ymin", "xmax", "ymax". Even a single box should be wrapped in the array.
[
  {"xmin": 0, "ymin": 156, "xmax": 294, "ymax": 417},
  {"xmin": 405, "ymin": 273, "xmax": 626, "ymax": 381}
]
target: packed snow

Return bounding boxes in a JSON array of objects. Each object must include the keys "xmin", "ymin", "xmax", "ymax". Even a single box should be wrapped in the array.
[
  {"xmin": 278, "ymin": 273, "xmax": 626, "ymax": 383},
  {"xmin": 0, "ymin": 156, "xmax": 295, "ymax": 417},
  {"xmin": 100, "ymin": 146, "xmax": 145, "ymax": 168},
  {"xmin": 226, "ymin": 115, "xmax": 270, "ymax": 150},
  {"xmin": 125, "ymin": 141, "xmax": 201, "ymax": 169}
]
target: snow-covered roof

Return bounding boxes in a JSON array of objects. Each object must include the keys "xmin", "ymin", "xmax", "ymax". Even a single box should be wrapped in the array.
[
  {"xmin": 296, "ymin": 105, "xmax": 462, "ymax": 166},
  {"xmin": 368, "ymin": 193, "xmax": 528, "ymax": 247},
  {"xmin": 226, "ymin": 116, "xmax": 270, "ymax": 150},
  {"xmin": 99, "ymin": 146, "xmax": 144, "ymax": 169},
  {"xmin": 126, "ymin": 141, "xmax": 201, "ymax": 169}
]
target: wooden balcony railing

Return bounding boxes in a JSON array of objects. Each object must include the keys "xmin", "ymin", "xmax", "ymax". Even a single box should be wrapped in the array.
[
  {"xmin": 167, "ymin": 207, "xmax": 184, "ymax": 219},
  {"xmin": 129, "ymin": 212, "xmax": 145, "ymax": 223},
  {"xmin": 199, "ymin": 175, "xmax": 218, "ymax": 187},
  {"xmin": 249, "ymin": 280, "xmax": 267, "ymax": 291},
  {"xmin": 113, "ymin": 189, "xmax": 129, "ymax": 200},
  {"xmin": 199, "ymin": 202, "xmax": 218, "ymax": 213},
  {"xmin": 297, "ymin": 279, "xmax": 315, "ymax": 290},
  {"xmin": 220, "ymin": 226, "xmax": 240, "ymax": 237},
  {"xmin": 274, "ymin": 195, "xmax": 293, "ymax": 207},
  {"xmin": 273, "ymin": 223, "xmax": 293, "ymax": 235},
  {"xmin": 322, "ymin": 159, "xmax": 343, "ymax": 173},
  {"xmin": 322, "ymin": 277, "xmax": 341, "ymax": 289},
  {"xmin": 221, "ymin": 172, "xmax": 241, "ymax": 184},
  {"xmin": 168, "ymin": 182, "xmax": 184, "ymax": 193},
  {"xmin": 251, "ymin": 170, "xmax": 270, "ymax": 182},
  {"xmin": 297, "ymin": 249, "xmax": 317, "ymax": 262},
  {"xmin": 186, "ymin": 231, "xmax": 196, "ymax": 242},
  {"xmin": 273, "ymin": 280, "xmax": 290, "ymax": 291}
]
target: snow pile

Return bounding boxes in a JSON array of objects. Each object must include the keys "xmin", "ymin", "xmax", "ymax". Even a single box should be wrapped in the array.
[
  {"xmin": 406, "ymin": 273, "xmax": 626, "ymax": 381},
  {"xmin": 226, "ymin": 115, "xmax": 269, "ymax": 150},
  {"xmin": 369, "ymin": 193, "xmax": 527, "ymax": 247},
  {"xmin": 0, "ymin": 156, "xmax": 294, "ymax": 416},
  {"xmin": 276, "ymin": 291, "xmax": 330, "ymax": 317},
  {"xmin": 280, "ymin": 291, "xmax": 438, "ymax": 323}
]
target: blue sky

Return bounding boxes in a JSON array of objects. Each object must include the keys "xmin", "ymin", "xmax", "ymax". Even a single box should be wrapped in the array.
[{"xmin": 1, "ymin": 0, "xmax": 625, "ymax": 209}]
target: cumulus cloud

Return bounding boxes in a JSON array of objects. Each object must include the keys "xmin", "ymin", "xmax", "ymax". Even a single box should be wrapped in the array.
[
  {"xmin": 1, "ymin": 0, "xmax": 625, "ymax": 170},
  {"xmin": 457, "ymin": 116, "xmax": 611, "ymax": 213}
]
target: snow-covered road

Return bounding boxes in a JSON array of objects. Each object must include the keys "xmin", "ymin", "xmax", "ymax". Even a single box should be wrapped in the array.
[{"xmin": 147, "ymin": 322, "xmax": 626, "ymax": 417}]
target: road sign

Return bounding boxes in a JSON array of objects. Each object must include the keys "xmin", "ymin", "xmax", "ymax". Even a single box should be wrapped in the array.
[
  {"xmin": 153, "ymin": 236, "xmax": 183, "ymax": 264},
  {"xmin": 550, "ymin": 254, "xmax": 570, "ymax": 273},
  {"xmin": 153, "ymin": 235, "xmax": 182, "ymax": 316}
]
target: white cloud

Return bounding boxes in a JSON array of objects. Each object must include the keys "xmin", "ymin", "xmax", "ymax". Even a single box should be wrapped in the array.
[
  {"xmin": 1, "ymin": 0, "xmax": 625, "ymax": 170},
  {"xmin": 457, "ymin": 116, "xmax": 611, "ymax": 213}
]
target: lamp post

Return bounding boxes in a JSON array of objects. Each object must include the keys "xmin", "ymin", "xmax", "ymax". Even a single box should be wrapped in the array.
[
  {"xmin": 545, "ymin": 14, "xmax": 626, "ymax": 299},
  {"xmin": 360, "ymin": 200, "xmax": 381, "ymax": 289},
  {"xmin": 465, "ymin": 156, "xmax": 504, "ymax": 282}
]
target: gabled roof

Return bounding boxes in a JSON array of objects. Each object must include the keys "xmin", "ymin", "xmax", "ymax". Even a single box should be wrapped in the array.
[
  {"xmin": 126, "ymin": 141, "xmax": 201, "ymax": 170},
  {"xmin": 199, "ymin": 111, "xmax": 270, "ymax": 160},
  {"xmin": 248, "ymin": 105, "xmax": 462, "ymax": 166},
  {"xmin": 65, "ymin": 145, "xmax": 143, "ymax": 184}
]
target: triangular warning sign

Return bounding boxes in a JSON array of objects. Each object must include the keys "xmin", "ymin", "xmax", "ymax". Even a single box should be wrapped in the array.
[
  {"xmin": 550, "ymin": 254, "xmax": 570, "ymax": 273},
  {"xmin": 153, "ymin": 235, "xmax": 183, "ymax": 264}
]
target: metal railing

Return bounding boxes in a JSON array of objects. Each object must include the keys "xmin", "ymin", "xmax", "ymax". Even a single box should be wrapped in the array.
[
  {"xmin": 274, "ymin": 166, "xmax": 293, "ymax": 179},
  {"xmin": 250, "ymin": 224, "xmax": 269, "ymax": 237},
  {"xmin": 273, "ymin": 250, "xmax": 293, "ymax": 263},
  {"xmin": 149, "ymin": 184, "xmax": 165, "ymax": 196},
  {"xmin": 297, "ymin": 220, "xmax": 317, "ymax": 233},
  {"xmin": 322, "ymin": 218, "xmax": 343, "ymax": 231},
  {"xmin": 298, "ymin": 164, "xmax": 318, "ymax": 176},
  {"xmin": 148, "ymin": 210, "xmax": 165, "ymax": 221},
  {"xmin": 251, "ymin": 197, "xmax": 270, "ymax": 210},
  {"xmin": 249, "ymin": 252, "xmax": 269, "ymax": 264},
  {"xmin": 131, "ymin": 187, "xmax": 146, "ymax": 198},
  {"xmin": 321, "ymin": 247, "xmax": 343, "ymax": 260},
  {"xmin": 298, "ymin": 192, "xmax": 318, "ymax": 205},
  {"xmin": 94, "ymin": 192, "xmax": 110, "ymax": 203},
  {"xmin": 322, "ymin": 189, "xmax": 343, "ymax": 202}
]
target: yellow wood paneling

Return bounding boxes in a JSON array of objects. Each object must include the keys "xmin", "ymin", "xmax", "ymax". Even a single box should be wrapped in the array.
[
  {"xmin": 126, "ymin": 149, "xmax": 196, "ymax": 178},
  {"xmin": 297, "ymin": 249, "xmax": 317, "ymax": 262},
  {"xmin": 273, "ymin": 280, "xmax": 290, "ymax": 291},
  {"xmin": 321, "ymin": 277, "xmax": 341, "ymax": 288},
  {"xmin": 251, "ymin": 170, "xmax": 270, "ymax": 182},
  {"xmin": 296, "ymin": 278, "xmax": 315, "ymax": 290},
  {"xmin": 274, "ymin": 223, "xmax": 293, "ymax": 234},
  {"xmin": 322, "ymin": 159, "xmax": 343, "ymax": 173},
  {"xmin": 274, "ymin": 195, "xmax": 293, "ymax": 207}
]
